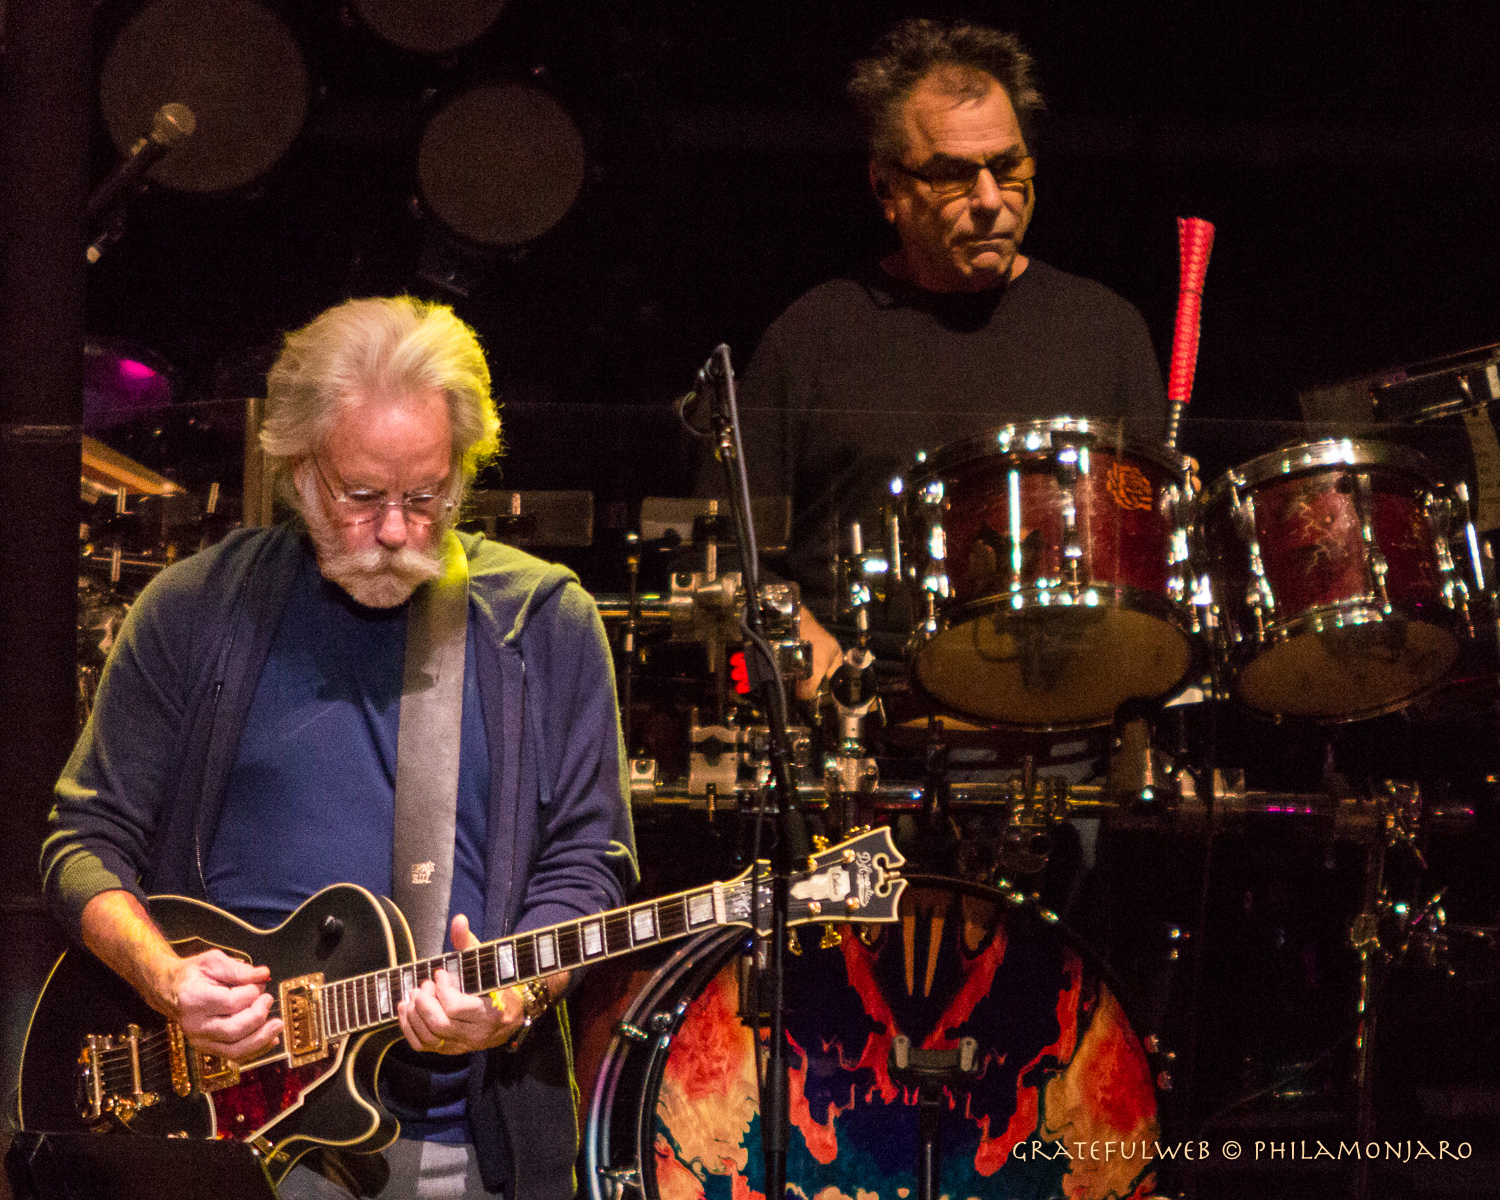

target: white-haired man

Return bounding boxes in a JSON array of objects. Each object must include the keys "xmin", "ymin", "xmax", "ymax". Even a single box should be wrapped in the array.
[{"xmin": 43, "ymin": 296, "xmax": 637, "ymax": 1198}]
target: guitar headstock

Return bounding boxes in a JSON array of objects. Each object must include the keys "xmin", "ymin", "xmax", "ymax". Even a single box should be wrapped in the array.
[
  {"xmin": 787, "ymin": 826, "xmax": 905, "ymax": 926},
  {"xmin": 718, "ymin": 826, "xmax": 906, "ymax": 932}
]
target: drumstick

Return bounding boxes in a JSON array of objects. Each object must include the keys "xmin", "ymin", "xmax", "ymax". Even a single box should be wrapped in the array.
[{"xmin": 1165, "ymin": 216, "xmax": 1215, "ymax": 450}]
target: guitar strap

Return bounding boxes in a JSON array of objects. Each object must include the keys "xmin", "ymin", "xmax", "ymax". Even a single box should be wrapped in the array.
[{"xmin": 392, "ymin": 529, "xmax": 470, "ymax": 959}]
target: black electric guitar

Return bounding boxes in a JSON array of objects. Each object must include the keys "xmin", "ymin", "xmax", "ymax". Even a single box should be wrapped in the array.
[{"xmin": 18, "ymin": 827, "xmax": 904, "ymax": 1182}]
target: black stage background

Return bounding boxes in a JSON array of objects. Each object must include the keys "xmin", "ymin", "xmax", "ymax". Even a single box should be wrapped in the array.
[{"xmin": 6, "ymin": 4, "xmax": 1500, "ymax": 1199}]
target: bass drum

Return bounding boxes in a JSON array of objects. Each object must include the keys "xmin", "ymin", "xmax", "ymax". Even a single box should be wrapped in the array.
[{"xmin": 584, "ymin": 877, "xmax": 1161, "ymax": 1200}]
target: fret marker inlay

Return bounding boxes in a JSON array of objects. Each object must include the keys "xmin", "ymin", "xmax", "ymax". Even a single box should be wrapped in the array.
[{"xmin": 689, "ymin": 893, "xmax": 714, "ymax": 926}]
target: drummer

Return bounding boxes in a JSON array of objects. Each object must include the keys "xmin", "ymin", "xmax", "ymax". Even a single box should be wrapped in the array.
[{"xmin": 713, "ymin": 17, "xmax": 1168, "ymax": 692}]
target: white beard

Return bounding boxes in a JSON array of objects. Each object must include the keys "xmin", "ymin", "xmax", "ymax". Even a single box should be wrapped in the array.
[{"xmin": 297, "ymin": 471, "xmax": 445, "ymax": 608}]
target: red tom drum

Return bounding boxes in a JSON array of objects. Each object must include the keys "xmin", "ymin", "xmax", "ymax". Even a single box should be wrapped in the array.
[
  {"xmin": 1201, "ymin": 438, "xmax": 1484, "ymax": 720},
  {"xmin": 901, "ymin": 418, "xmax": 1199, "ymax": 730}
]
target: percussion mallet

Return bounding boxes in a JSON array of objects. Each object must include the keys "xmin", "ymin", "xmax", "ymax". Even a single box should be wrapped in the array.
[{"xmin": 1165, "ymin": 216, "xmax": 1215, "ymax": 451}]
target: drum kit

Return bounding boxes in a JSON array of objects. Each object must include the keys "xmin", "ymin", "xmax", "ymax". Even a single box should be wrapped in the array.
[{"xmin": 577, "ymin": 414, "xmax": 1499, "ymax": 1200}]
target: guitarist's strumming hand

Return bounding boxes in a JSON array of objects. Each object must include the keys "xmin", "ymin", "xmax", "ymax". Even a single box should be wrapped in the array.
[
  {"xmin": 80, "ymin": 889, "xmax": 284, "ymax": 1063},
  {"xmin": 162, "ymin": 949, "xmax": 283, "ymax": 1062},
  {"xmin": 397, "ymin": 913, "xmax": 570, "ymax": 1055}
]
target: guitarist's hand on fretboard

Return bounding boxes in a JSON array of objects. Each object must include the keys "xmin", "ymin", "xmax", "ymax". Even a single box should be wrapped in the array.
[{"xmin": 396, "ymin": 913, "xmax": 568, "ymax": 1055}]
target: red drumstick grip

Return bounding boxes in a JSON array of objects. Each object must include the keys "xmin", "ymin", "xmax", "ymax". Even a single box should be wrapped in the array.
[{"xmin": 1167, "ymin": 216, "xmax": 1214, "ymax": 406}]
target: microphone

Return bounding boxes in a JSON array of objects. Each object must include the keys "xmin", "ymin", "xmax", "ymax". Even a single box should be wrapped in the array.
[{"xmin": 87, "ymin": 102, "xmax": 197, "ymax": 225}]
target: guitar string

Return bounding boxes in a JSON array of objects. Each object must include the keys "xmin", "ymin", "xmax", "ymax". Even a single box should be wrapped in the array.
[
  {"xmin": 317, "ymin": 890, "xmax": 703, "ymax": 1036},
  {"xmin": 79, "ymin": 862, "xmax": 853, "ymax": 1105}
]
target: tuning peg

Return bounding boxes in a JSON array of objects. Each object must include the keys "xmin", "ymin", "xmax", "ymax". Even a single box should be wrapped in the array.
[{"xmin": 820, "ymin": 926, "xmax": 843, "ymax": 950}]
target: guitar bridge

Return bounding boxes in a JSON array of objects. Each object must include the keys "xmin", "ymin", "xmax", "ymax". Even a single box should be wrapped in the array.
[
  {"xmin": 75, "ymin": 1025, "xmax": 162, "ymax": 1124},
  {"xmin": 280, "ymin": 973, "xmax": 327, "ymax": 1066}
]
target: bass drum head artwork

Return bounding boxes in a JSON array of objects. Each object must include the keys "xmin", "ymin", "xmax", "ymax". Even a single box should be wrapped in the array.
[{"xmin": 586, "ymin": 877, "xmax": 1161, "ymax": 1200}]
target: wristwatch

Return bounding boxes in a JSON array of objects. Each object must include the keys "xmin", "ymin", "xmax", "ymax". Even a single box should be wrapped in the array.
[{"xmin": 517, "ymin": 978, "xmax": 552, "ymax": 1029}]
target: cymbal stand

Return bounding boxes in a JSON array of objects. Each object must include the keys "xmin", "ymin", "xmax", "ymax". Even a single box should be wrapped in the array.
[
  {"xmin": 1350, "ymin": 780, "xmax": 1437, "ymax": 1200},
  {"xmin": 1349, "ymin": 823, "xmax": 1386, "ymax": 1200}
]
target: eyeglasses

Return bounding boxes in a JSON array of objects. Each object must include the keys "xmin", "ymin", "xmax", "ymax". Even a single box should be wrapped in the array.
[
  {"xmin": 890, "ymin": 153, "xmax": 1036, "ymax": 201},
  {"xmin": 311, "ymin": 456, "xmax": 455, "ymax": 527}
]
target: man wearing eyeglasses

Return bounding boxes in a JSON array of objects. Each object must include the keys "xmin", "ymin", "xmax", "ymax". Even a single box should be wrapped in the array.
[
  {"xmin": 43, "ymin": 296, "xmax": 636, "ymax": 1199},
  {"xmin": 725, "ymin": 18, "xmax": 1167, "ymax": 689}
]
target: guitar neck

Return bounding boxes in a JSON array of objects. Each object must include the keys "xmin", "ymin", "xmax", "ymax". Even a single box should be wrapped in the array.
[
  {"xmin": 320, "ymin": 876, "xmax": 756, "ymax": 1041},
  {"xmin": 56, "ymin": 827, "xmax": 899, "ymax": 1131}
]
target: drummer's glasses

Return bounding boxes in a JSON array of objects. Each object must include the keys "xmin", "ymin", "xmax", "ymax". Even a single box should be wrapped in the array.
[
  {"xmin": 891, "ymin": 152, "xmax": 1036, "ymax": 201},
  {"xmin": 311, "ymin": 456, "xmax": 455, "ymax": 527}
]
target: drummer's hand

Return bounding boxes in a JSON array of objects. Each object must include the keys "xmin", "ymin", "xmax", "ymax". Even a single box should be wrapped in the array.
[{"xmin": 798, "ymin": 608, "xmax": 843, "ymax": 702}]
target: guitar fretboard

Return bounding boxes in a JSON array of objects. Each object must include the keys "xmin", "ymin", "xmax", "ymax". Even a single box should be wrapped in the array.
[{"xmin": 317, "ymin": 878, "xmax": 753, "ymax": 1041}]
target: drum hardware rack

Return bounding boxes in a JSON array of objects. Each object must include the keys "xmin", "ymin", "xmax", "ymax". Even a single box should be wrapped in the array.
[
  {"xmin": 595, "ymin": 576, "xmax": 801, "ymax": 642},
  {"xmin": 621, "ymin": 765, "xmax": 1475, "ymax": 840}
]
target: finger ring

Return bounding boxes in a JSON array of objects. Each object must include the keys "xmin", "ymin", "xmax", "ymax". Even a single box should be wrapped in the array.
[{"xmin": 435, "ymin": 1037, "xmax": 446, "ymax": 1052}]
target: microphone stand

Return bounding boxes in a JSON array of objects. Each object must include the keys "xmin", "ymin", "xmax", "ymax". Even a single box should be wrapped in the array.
[{"xmin": 699, "ymin": 343, "xmax": 808, "ymax": 1200}]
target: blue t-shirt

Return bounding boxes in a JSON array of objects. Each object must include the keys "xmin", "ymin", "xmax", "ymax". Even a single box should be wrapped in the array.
[{"xmin": 206, "ymin": 549, "xmax": 491, "ymax": 1140}]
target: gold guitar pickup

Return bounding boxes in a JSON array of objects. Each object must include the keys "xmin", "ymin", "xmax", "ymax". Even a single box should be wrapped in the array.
[
  {"xmin": 280, "ymin": 973, "xmax": 327, "ymax": 1066},
  {"xmin": 166, "ymin": 1022, "xmax": 193, "ymax": 1096}
]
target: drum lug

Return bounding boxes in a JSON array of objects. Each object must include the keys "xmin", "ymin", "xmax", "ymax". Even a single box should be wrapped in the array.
[
  {"xmin": 596, "ymin": 1166, "xmax": 642, "ymax": 1198},
  {"xmin": 1055, "ymin": 445, "xmax": 1085, "ymax": 592},
  {"xmin": 915, "ymin": 480, "xmax": 951, "ymax": 601},
  {"xmin": 1165, "ymin": 485, "xmax": 1192, "ymax": 609},
  {"xmin": 1351, "ymin": 472, "xmax": 1392, "ymax": 611},
  {"xmin": 1427, "ymin": 488, "xmax": 1476, "ymax": 631},
  {"xmin": 628, "ymin": 758, "xmax": 658, "ymax": 806},
  {"xmin": 1230, "ymin": 488, "xmax": 1277, "ymax": 637},
  {"xmin": 649, "ymin": 1010, "xmax": 677, "ymax": 1036},
  {"xmin": 1005, "ymin": 467, "xmax": 1025, "ymax": 592}
]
